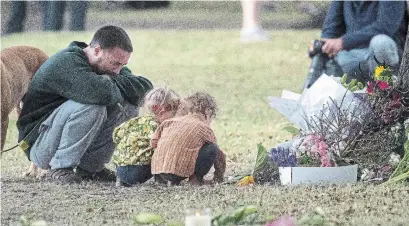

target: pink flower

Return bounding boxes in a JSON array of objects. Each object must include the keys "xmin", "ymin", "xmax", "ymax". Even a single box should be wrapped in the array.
[
  {"xmin": 265, "ymin": 215, "xmax": 296, "ymax": 226},
  {"xmin": 381, "ymin": 95, "xmax": 403, "ymax": 123},
  {"xmin": 318, "ymin": 141, "xmax": 327, "ymax": 151},
  {"xmin": 377, "ymin": 81, "xmax": 390, "ymax": 90},
  {"xmin": 366, "ymin": 82, "xmax": 374, "ymax": 93},
  {"xmin": 302, "ymin": 134, "xmax": 334, "ymax": 166},
  {"xmin": 320, "ymin": 155, "xmax": 333, "ymax": 167},
  {"xmin": 366, "ymin": 81, "xmax": 390, "ymax": 93}
]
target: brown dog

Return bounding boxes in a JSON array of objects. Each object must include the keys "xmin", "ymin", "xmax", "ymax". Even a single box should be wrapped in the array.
[
  {"xmin": 1, "ymin": 46, "xmax": 48, "ymax": 150},
  {"xmin": 1, "ymin": 46, "xmax": 48, "ymax": 176}
]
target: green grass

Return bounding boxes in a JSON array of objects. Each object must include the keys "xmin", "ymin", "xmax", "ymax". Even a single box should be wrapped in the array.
[{"xmin": 1, "ymin": 30, "xmax": 408, "ymax": 226}]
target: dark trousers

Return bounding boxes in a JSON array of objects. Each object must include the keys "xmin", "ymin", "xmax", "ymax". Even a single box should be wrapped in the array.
[
  {"xmin": 154, "ymin": 142, "xmax": 219, "ymax": 185},
  {"xmin": 6, "ymin": 1, "xmax": 27, "ymax": 34},
  {"xmin": 116, "ymin": 143, "xmax": 218, "ymax": 186},
  {"xmin": 116, "ymin": 164, "xmax": 152, "ymax": 186},
  {"xmin": 42, "ymin": 1, "xmax": 88, "ymax": 31}
]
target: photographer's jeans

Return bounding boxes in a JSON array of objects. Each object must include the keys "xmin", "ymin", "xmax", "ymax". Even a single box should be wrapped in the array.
[
  {"xmin": 335, "ymin": 34, "xmax": 401, "ymax": 77},
  {"xmin": 30, "ymin": 100, "xmax": 139, "ymax": 172}
]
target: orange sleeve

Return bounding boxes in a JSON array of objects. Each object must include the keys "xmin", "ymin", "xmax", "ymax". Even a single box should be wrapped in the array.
[
  {"xmin": 213, "ymin": 149, "xmax": 226, "ymax": 183},
  {"xmin": 200, "ymin": 124, "xmax": 217, "ymax": 144}
]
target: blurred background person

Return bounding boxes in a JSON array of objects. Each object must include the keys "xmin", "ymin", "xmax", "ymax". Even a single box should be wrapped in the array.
[
  {"xmin": 5, "ymin": 1, "xmax": 27, "ymax": 34},
  {"xmin": 5, "ymin": 1, "xmax": 88, "ymax": 34},
  {"xmin": 42, "ymin": 1, "xmax": 88, "ymax": 31},
  {"xmin": 240, "ymin": 0, "xmax": 268, "ymax": 43}
]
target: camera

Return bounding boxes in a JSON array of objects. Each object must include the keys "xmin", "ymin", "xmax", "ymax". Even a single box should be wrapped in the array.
[
  {"xmin": 302, "ymin": 39, "xmax": 344, "ymax": 89},
  {"xmin": 302, "ymin": 40, "xmax": 327, "ymax": 89},
  {"xmin": 308, "ymin": 39, "xmax": 325, "ymax": 58}
]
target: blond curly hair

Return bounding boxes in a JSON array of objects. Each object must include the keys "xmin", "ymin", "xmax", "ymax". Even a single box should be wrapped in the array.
[
  {"xmin": 144, "ymin": 87, "xmax": 180, "ymax": 114},
  {"xmin": 180, "ymin": 92, "xmax": 218, "ymax": 118}
]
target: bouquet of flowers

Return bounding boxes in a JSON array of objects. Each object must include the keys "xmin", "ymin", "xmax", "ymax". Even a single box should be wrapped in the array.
[
  {"xmin": 264, "ymin": 63, "xmax": 409, "ymax": 183},
  {"xmin": 296, "ymin": 64, "xmax": 408, "ymax": 181}
]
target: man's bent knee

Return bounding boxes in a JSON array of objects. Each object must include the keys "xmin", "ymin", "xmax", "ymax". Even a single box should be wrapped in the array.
[
  {"xmin": 368, "ymin": 34, "xmax": 399, "ymax": 68},
  {"xmin": 369, "ymin": 34, "xmax": 396, "ymax": 50},
  {"xmin": 29, "ymin": 100, "xmax": 107, "ymax": 170},
  {"xmin": 65, "ymin": 100, "xmax": 107, "ymax": 117}
]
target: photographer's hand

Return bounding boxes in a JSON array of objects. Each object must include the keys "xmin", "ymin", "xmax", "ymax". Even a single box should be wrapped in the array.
[
  {"xmin": 321, "ymin": 38, "xmax": 343, "ymax": 58},
  {"xmin": 307, "ymin": 41, "xmax": 314, "ymax": 57}
]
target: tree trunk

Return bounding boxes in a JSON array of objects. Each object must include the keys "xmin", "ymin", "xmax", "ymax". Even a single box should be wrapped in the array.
[
  {"xmin": 399, "ymin": 29, "xmax": 409, "ymax": 88},
  {"xmin": 399, "ymin": 4, "xmax": 409, "ymax": 88}
]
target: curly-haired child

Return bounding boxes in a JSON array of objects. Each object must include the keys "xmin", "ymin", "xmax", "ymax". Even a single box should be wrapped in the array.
[
  {"xmin": 151, "ymin": 92, "xmax": 226, "ymax": 185},
  {"xmin": 112, "ymin": 87, "xmax": 181, "ymax": 186}
]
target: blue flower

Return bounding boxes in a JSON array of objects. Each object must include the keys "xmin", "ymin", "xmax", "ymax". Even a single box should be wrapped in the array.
[{"xmin": 269, "ymin": 146, "xmax": 297, "ymax": 167}]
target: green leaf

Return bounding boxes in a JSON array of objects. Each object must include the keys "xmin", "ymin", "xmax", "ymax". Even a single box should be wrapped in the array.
[
  {"xmin": 253, "ymin": 143, "xmax": 279, "ymax": 183},
  {"xmin": 254, "ymin": 143, "xmax": 268, "ymax": 174},
  {"xmin": 232, "ymin": 207, "xmax": 245, "ymax": 224},
  {"xmin": 357, "ymin": 82, "xmax": 364, "ymax": 89},
  {"xmin": 132, "ymin": 213, "xmax": 164, "ymax": 225},
  {"xmin": 349, "ymin": 79, "xmax": 357, "ymax": 87},
  {"xmin": 283, "ymin": 125, "xmax": 300, "ymax": 136},
  {"xmin": 30, "ymin": 221, "xmax": 48, "ymax": 226},
  {"xmin": 212, "ymin": 205, "xmax": 259, "ymax": 226},
  {"xmin": 167, "ymin": 221, "xmax": 184, "ymax": 226},
  {"xmin": 387, "ymin": 134, "xmax": 409, "ymax": 183},
  {"xmin": 232, "ymin": 205, "xmax": 258, "ymax": 223},
  {"xmin": 243, "ymin": 205, "xmax": 258, "ymax": 215},
  {"xmin": 341, "ymin": 74, "xmax": 348, "ymax": 84}
]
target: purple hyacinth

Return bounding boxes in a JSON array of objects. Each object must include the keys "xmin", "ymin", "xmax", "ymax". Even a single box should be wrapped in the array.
[{"xmin": 269, "ymin": 146, "xmax": 298, "ymax": 167}]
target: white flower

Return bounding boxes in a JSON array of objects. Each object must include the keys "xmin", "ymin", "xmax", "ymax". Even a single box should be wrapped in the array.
[
  {"xmin": 389, "ymin": 152, "xmax": 401, "ymax": 166},
  {"xmin": 338, "ymin": 141, "xmax": 346, "ymax": 152},
  {"xmin": 392, "ymin": 75, "xmax": 398, "ymax": 84},
  {"xmin": 360, "ymin": 168, "xmax": 374, "ymax": 181}
]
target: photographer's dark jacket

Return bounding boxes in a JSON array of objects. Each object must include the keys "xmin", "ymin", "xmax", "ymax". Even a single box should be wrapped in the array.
[
  {"xmin": 321, "ymin": 1, "xmax": 407, "ymax": 50},
  {"xmin": 17, "ymin": 41, "xmax": 153, "ymax": 145}
]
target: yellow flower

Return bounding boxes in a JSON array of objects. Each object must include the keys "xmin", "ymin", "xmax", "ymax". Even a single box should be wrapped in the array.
[
  {"xmin": 237, "ymin": 176, "xmax": 255, "ymax": 186},
  {"xmin": 143, "ymin": 125, "xmax": 151, "ymax": 133},
  {"xmin": 375, "ymin": 66, "xmax": 385, "ymax": 80}
]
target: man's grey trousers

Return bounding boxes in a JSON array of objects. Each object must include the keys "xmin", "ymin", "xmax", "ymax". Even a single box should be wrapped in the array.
[{"xmin": 30, "ymin": 100, "xmax": 138, "ymax": 172}]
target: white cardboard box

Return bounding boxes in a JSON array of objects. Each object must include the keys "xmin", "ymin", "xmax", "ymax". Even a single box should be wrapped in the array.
[{"xmin": 279, "ymin": 165, "xmax": 358, "ymax": 185}]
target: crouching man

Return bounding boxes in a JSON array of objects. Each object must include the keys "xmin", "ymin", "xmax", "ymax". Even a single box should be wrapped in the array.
[{"xmin": 17, "ymin": 25, "xmax": 153, "ymax": 184}]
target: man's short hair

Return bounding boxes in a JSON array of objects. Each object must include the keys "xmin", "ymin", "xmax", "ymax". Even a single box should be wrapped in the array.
[{"xmin": 90, "ymin": 25, "xmax": 133, "ymax": 52}]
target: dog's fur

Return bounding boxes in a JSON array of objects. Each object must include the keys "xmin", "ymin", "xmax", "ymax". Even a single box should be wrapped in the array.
[{"xmin": 1, "ymin": 46, "xmax": 48, "ymax": 177}]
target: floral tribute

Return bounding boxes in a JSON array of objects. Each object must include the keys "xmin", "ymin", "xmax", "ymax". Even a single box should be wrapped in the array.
[{"xmin": 254, "ymin": 63, "xmax": 408, "ymax": 184}]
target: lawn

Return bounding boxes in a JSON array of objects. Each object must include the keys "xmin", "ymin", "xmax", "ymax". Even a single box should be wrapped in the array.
[{"xmin": 1, "ymin": 30, "xmax": 408, "ymax": 226}]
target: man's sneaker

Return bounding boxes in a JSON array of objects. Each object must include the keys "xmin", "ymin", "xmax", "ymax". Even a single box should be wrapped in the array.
[
  {"xmin": 47, "ymin": 168, "xmax": 82, "ymax": 185},
  {"xmin": 75, "ymin": 167, "xmax": 116, "ymax": 182},
  {"xmin": 240, "ymin": 27, "xmax": 269, "ymax": 43}
]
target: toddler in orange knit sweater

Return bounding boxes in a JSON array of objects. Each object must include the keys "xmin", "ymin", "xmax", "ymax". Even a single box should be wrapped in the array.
[{"xmin": 151, "ymin": 92, "xmax": 226, "ymax": 185}]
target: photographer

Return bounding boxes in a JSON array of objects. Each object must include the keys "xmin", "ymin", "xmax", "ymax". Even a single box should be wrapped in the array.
[{"xmin": 303, "ymin": 1, "xmax": 407, "ymax": 89}]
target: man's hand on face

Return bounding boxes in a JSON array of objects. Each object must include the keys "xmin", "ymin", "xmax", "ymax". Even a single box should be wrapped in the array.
[{"xmin": 321, "ymin": 38, "xmax": 343, "ymax": 58}]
